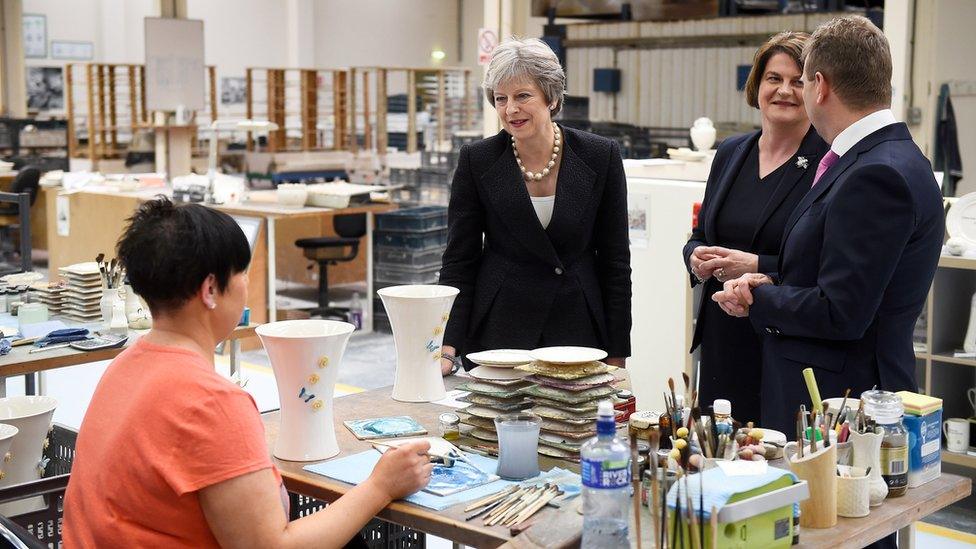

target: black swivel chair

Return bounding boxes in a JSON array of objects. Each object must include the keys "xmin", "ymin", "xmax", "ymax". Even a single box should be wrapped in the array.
[
  {"xmin": 295, "ymin": 213, "xmax": 366, "ymax": 319},
  {"xmin": 0, "ymin": 167, "xmax": 41, "ymax": 260}
]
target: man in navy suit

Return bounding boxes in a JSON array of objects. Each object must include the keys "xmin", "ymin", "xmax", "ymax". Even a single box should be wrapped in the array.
[{"xmin": 712, "ymin": 16, "xmax": 944, "ymax": 442}]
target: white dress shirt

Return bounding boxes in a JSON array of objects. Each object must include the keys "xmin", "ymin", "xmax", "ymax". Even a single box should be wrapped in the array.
[
  {"xmin": 831, "ymin": 108, "xmax": 897, "ymax": 158},
  {"xmin": 530, "ymin": 195, "xmax": 555, "ymax": 229}
]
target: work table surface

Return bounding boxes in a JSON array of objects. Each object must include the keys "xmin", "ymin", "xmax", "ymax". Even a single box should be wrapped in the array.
[{"xmin": 263, "ymin": 377, "xmax": 971, "ymax": 548}]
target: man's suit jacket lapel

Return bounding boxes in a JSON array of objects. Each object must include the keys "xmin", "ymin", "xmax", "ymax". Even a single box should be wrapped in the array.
[
  {"xmin": 749, "ymin": 127, "xmax": 824, "ymax": 247},
  {"xmin": 481, "ymin": 135, "xmax": 562, "ymax": 267},
  {"xmin": 779, "ymin": 123, "xmax": 911, "ymax": 256},
  {"xmin": 546, "ymin": 128, "xmax": 596, "ymax": 254},
  {"xmin": 703, "ymin": 132, "xmax": 758, "ymax": 244}
]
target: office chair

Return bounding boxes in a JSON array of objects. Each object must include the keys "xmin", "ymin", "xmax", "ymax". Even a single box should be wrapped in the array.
[{"xmin": 294, "ymin": 213, "xmax": 366, "ymax": 319}]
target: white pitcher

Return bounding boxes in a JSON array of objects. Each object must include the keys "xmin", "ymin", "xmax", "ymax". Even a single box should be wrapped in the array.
[
  {"xmin": 0, "ymin": 396, "xmax": 57, "ymax": 516},
  {"xmin": 849, "ymin": 430, "xmax": 888, "ymax": 506},
  {"xmin": 378, "ymin": 285, "xmax": 459, "ymax": 402},
  {"xmin": 256, "ymin": 320, "xmax": 355, "ymax": 461}
]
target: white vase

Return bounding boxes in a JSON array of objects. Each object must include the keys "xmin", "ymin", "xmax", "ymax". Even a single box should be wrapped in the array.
[
  {"xmin": 850, "ymin": 430, "xmax": 888, "ymax": 507},
  {"xmin": 690, "ymin": 117, "xmax": 717, "ymax": 152},
  {"xmin": 256, "ymin": 320, "xmax": 355, "ymax": 461},
  {"xmin": 0, "ymin": 396, "xmax": 57, "ymax": 516},
  {"xmin": 963, "ymin": 292, "xmax": 976, "ymax": 353},
  {"xmin": 378, "ymin": 285, "xmax": 459, "ymax": 402},
  {"xmin": 0, "ymin": 424, "xmax": 19, "ymax": 480}
]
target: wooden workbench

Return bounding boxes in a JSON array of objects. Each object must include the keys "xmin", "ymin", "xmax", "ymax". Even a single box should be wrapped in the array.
[
  {"xmin": 42, "ymin": 185, "xmax": 394, "ymax": 327},
  {"xmin": 265, "ymin": 377, "xmax": 972, "ymax": 549},
  {"xmin": 0, "ymin": 323, "xmax": 257, "ymax": 397}
]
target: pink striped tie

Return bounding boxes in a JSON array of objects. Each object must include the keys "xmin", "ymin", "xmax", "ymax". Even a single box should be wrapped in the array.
[{"xmin": 812, "ymin": 150, "xmax": 839, "ymax": 187}]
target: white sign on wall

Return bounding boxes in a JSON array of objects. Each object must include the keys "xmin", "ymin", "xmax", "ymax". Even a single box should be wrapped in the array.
[
  {"xmin": 478, "ymin": 28, "xmax": 498, "ymax": 66},
  {"xmin": 144, "ymin": 17, "xmax": 205, "ymax": 111}
]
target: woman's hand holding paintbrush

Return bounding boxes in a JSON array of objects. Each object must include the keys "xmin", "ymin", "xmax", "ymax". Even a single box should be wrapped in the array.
[{"xmin": 365, "ymin": 441, "xmax": 434, "ymax": 501}]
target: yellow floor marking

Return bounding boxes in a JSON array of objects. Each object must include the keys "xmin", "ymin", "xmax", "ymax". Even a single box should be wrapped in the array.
[{"xmin": 918, "ymin": 521, "xmax": 976, "ymax": 544}]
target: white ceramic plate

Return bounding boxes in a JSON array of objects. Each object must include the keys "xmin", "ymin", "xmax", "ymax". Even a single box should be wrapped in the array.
[
  {"xmin": 466, "ymin": 349, "xmax": 534, "ymax": 367},
  {"xmin": 59, "ymin": 262, "xmax": 101, "ymax": 276},
  {"xmin": 947, "ymin": 192, "xmax": 976, "ymax": 246},
  {"xmin": 468, "ymin": 366, "xmax": 530, "ymax": 381},
  {"xmin": 0, "ymin": 272, "xmax": 44, "ymax": 285},
  {"xmin": 530, "ymin": 346, "xmax": 608, "ymax": 365},
  {"xmin": 760, "ymin": 428, "xmax": 788, "ymax": 445}
]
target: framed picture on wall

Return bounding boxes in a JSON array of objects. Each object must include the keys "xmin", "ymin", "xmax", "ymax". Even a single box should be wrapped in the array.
[
  {"xmin": 26, "ymin": 66, "xmax": 64, "ymax": 111},
  {"xmin": 22, "ymin": 14, "xmax": 47, "ymax": 58},
  {"xmin": 221, "ymin": 77, "xmax": 246, "ymax": 105},
  {"xmin": 52, "ymin": 41, "xmax": 94, "ymax": 61}
]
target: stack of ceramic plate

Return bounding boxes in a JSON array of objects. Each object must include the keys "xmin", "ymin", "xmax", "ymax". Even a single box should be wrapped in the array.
[
  {"xmin": 57, "ymin": 263, "xmax": 104, "ymax": 322},
  {"xmin": 518, "ymin": 346, "xmax": 620, "ymax": 462},
  {"xmin": 29, "ymin": 281, "xmax": 67, "ymax": 314},
  {"xmin": 455, "ymin": 349, "xmax": 535, "ymax": 451}
]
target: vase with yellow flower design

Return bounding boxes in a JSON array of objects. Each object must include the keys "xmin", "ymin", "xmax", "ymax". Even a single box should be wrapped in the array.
[
  {"xmin": 378, "ymin": 285, "xmax": 459, "ymax": 402},
  {"xmin": 256, "ymin": 319, "xmax": 355, "ymax": 461}
]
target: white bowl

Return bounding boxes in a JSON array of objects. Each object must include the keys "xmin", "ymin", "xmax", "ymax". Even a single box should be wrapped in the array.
[{"xmin": 276, "ymin": 184, "xmax": 308, "ymax": 207}]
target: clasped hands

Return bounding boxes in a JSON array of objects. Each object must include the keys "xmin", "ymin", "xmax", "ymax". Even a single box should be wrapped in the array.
[
  {"xmin": 711, "ymin": 273, "xmax": 773, "ymax": 317},
  {"xmin": 690, "ymin": 246, "xmax": 759, "ymax": 283}
]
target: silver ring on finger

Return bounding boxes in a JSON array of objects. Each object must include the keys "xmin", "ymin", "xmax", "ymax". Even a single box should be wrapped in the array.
[{"xmin": 717, "ymin": 268, "xmax": 726, "ymax": 280}]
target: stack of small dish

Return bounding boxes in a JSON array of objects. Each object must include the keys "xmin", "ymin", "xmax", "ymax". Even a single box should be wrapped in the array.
[
  {"xmin": 29, "ymin": 281, "xmax": 67, "ymax": 314},
  {"xmin": 518, "ymin": 347, "xmax": 619, "ymax": 462},
  {"xmin": 455, "ymin": 349, "xmax": 535, "ymax": 452},
  {"xmin": 57, "ymin": 263, "xmax": 104, "ymax": 322}
]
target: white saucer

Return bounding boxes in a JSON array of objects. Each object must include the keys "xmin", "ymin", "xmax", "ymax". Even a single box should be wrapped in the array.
[
  {"xmin": 468, "ymin": 366, "xmax": 530, "ymax": 381},
  {"xmin": 530, "ymin": 346, "xmax": 608, "ymax": 365},
  {"xmin": 466, "ymin": 349, "xmax": 534, "ymax": 368},
  {"xmin": 947, "ymin": 192, "xmax": 976, "ymax": 246}
]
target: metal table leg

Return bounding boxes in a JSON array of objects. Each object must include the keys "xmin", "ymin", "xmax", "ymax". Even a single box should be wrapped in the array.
[
  {"xmin": 898, "ymin": 523, "xmax": 916, "ymax": 549},
  {"xmin": 229, "ymin": 339, "xmax": 241, "ymax": 378},
  {"xmin": 267, "ymin": 217, "xmax": 277, "ymax": 323},
  {"xmin": 365, "ymin": 210, "xmax": 374, "ymax": 333}
]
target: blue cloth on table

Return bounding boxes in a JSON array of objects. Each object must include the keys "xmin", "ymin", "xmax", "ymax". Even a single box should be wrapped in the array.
[
  {"xmin": 34, "ymin": 328, "xmax": 89, "ymax": 347},
  {"xmin": 304, "ymin": 450, "xmax": 579, "ymax": 511},
  {"xmin": 0, "ymin": 339, "xmax": 9, "ymax": 356},
  {"xmin": 665, "ymin": 466, "xmax": 799, "ymax": 519}
]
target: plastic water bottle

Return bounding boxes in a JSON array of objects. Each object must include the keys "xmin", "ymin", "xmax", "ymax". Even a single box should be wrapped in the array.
[{"xmin": 581, "ymin": 400, "xmax": 631, "ymax": 548}]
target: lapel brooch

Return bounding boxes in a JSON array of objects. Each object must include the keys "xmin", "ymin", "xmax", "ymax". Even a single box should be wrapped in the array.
[{"xmin": 795, "ymin": 156, "xmax": 809, "ymax": 170}]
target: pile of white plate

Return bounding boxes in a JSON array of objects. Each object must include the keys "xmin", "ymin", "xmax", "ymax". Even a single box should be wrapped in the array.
[
  {"xmin": 29, "ymin": 281, "xmax": 67, "ymax": 314},
  {"xmin": 57, "ymin": 262, "xmax": 104, "ymax": 322},
  {"xmin": 518, "ymin": 346, "xmax": 620, "ymax": 462},
  {"xmin": 455, "ymin": 349, "xmax": 535, "ymax": 453}
]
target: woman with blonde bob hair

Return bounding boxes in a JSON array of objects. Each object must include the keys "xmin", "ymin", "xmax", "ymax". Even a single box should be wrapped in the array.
[
  {"xmin": 438, "ymin": 37, "xmax": 632, "ymax": 374},
  {"xmin": 682, "ymin": 31, "xmax": 829, "ymax": 424}
]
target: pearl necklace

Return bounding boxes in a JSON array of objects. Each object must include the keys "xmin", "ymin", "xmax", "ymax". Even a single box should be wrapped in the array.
[{"xmin": 512, "ymin": 122, "xmax": 560, "ymax": 181}]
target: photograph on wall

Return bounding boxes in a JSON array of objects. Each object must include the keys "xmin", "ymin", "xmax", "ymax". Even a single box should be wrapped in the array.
[
  {"xmin": 221, "ymin": 77, "xmax": 247, "ymax": 105},
  {"xmin": 22, "ymin": 14, "xmax": 47, "ymax": 58},
  {"xmin": 26, "ymin": 66, "xmax": 64, "ymax": 110}
]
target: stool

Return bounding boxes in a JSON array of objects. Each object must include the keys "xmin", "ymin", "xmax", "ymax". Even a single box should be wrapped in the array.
[
  {"xmin": 295, "ymin": 213, "xmax": 366, "ymax": 319},
  {"xmin": 0, "ymin": 167, "xmax": 40, "ymax": 263}
]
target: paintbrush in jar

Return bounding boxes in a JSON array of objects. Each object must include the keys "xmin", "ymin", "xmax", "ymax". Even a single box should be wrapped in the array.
[{"xmin": 669, "ymin": 378, "xmax": 681, "ymax": 427}]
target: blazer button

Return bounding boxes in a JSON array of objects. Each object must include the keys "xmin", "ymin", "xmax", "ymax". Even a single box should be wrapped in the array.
[
  {"xmin": 765, "ymin": 327, "xmax": 774, "ymax": 334},
  {"xmin": 554, "ymin": 267, "xmax": 564, "ymax": 275}
]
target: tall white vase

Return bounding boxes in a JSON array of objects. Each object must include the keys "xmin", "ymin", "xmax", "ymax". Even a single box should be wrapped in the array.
[
  {"xmin": 0, "ymin": 396, "xmax": 57, "ymax": 516},
  {"xmin": 0, "ymin": 424, "xmax": 19, "ymax": 480},
  {"xmin": 378, "ymin": 285, "xmax": 459, "ymax": 402},
  {"xmin": 256, "ymin": 320, "xmax": 355, "ymax": 461},
  {"xmin": 850, "ymin": 430, "xmax": 888, "ymax": 506}
]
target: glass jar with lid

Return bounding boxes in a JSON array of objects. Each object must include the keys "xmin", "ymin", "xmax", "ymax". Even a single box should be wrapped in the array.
[{"xmin": 861, "ymin": 389, "xmax": 908, "ymax": 497}]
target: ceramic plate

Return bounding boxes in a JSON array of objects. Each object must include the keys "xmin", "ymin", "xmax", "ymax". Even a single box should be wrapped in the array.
[
  {"xmin": 947, "ymin": 192, "xmax": 976, "ymax": 245},
  {"xmin": 537, "ymin": 444, "xmax": 580, "ymax": 461},
  {"xmin": 468, "ymin": 366, "xmax": 530, "ymax": 381},
  {"xmin": 1, "ymin": 272, "xmax": 44, "ymax": 285},
  {"xmin": 518, "ymin": 361, "xmax": 610, "ymax": 380},
  {"xmin": 466, "ymin": 349, "xmax": 534, "ymax": 367},
  {"xmin": 468, "ymin": 428, "xmax": 499, "ymax": 442},
  {"xmin": 529, "ymin": 346, "xmax": 608, "ymax": 365},
  {"xmin": 59, "ymin": 262, "xmax": 101, "ymax": 276},
  {"xmin": 759, "ymin": 428, "xmax": 788, "ymax": 446}
]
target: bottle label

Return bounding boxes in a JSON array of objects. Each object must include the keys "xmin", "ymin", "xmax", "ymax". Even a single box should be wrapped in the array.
[
  {"xmin": 880, "ymin": 445, "xmax": 908, "ymax": 487},
  {"xmin": 581, "ymin": 458, "xmax": 631, "ymax": 489}
]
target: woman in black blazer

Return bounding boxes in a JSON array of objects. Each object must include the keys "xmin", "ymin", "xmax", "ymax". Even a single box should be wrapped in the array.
[
  {"xmin": 682, "ymin": 32, "xmax": 828, "ymax": 424},
  {"xmin": 439, "ymin": 38, "xmax": 631, "ymax": 373}
]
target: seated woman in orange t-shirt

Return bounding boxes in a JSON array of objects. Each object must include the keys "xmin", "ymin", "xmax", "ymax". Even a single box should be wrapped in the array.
[{"xmin": 63, "ymin": 198, "xmax": 433, "ymax": 548}]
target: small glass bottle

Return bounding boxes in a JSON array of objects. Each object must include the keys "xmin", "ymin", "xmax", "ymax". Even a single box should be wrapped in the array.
[
  {"xmin": 438, "ymin": 412, "xmax": 460, "ymax": 441},
  {"xmin": 862, "ymin": 389, "xmax": 908, "ymax": 497}
]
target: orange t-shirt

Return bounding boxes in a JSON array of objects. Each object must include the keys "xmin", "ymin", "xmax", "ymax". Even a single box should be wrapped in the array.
[{"xmin": 63, "ymin": 338, "xmax": 284, "ymax": 548}]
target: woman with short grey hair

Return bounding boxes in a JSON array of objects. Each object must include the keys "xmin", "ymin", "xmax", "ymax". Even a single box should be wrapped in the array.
[{"xmin": 438, "ymin": 37, "xmax": 632, "ymax": 377}]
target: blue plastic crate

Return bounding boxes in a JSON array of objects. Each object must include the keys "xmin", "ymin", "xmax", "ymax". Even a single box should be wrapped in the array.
[
  {"xmin": 374, "ymin": 206, "xmax": 448, "ymax": 232},
  {"xmin": 374, "ymin": 228, "xmax": 448, "ymax": 251}
]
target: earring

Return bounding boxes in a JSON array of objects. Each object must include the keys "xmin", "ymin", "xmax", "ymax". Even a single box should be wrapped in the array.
[{"xmin": 209, "ymin": 303, "xmax": 217, "ymax": 310}]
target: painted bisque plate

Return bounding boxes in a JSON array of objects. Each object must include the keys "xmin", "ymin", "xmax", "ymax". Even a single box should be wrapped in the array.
[
  {"xmin": 947, "ymin": 192, "xmax": 976, "ymax": 245},
  {"xmin": 466, "ymin": 349, "xmax": 535, "ymax": 367},
  {"xmin": 468, "ymin": 366, "xmax": 530, "ymax": 381},
  {"xmin": 529, "ymin": 346, "xmax": 608, "ymax": 365}
]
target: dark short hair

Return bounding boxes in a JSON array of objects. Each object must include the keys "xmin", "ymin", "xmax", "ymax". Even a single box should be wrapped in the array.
[
  {"xmin": 116, "ymin": 197, "xmax": 250, "ymax": 314},
  {"xmin": 745, "ymin": 31, "xmax": 810, "ymax": 109},
  {"xmin": 802, "ymin": 15, "xmax": 892, "ymax": 110}
]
